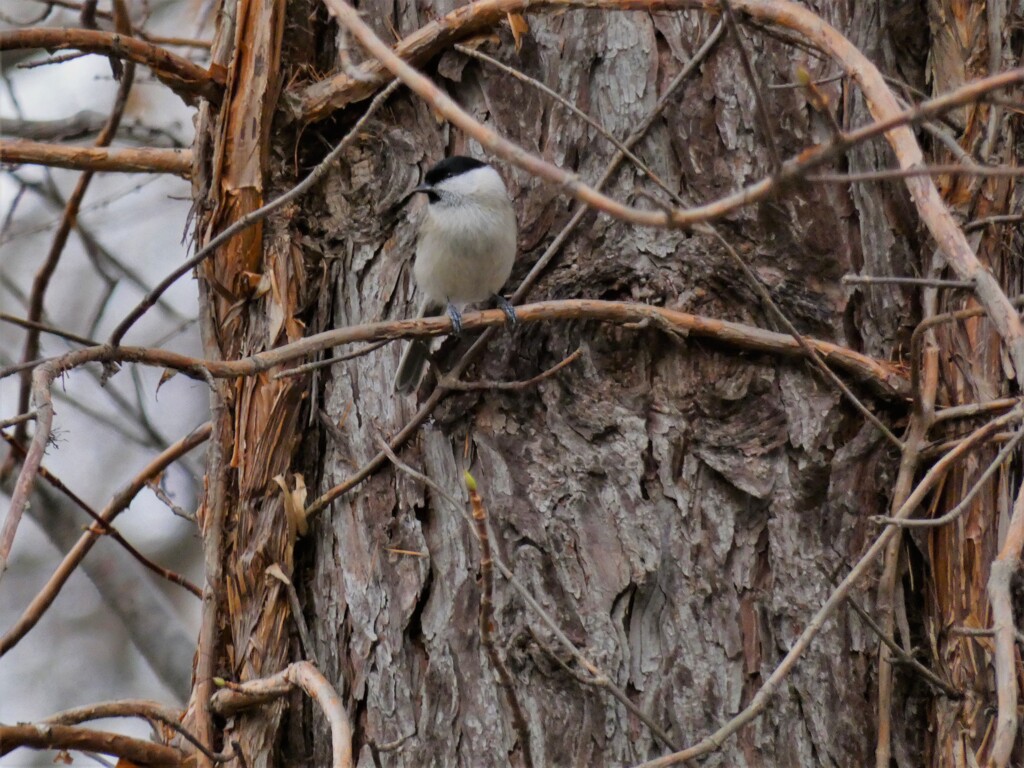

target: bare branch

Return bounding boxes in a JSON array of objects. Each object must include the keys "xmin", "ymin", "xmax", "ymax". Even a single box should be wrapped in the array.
[
  {"xmin": 16, "ymin": 300, "xmax": 907, "ymax": 393},
  {"xmin": 41, "ymin": 699, "xmax": 221, "ymax": 763},
  {"xmin": 0, "ymin": 723, "xmax": 183, "ymax": 766},
  {"xmin": 0, "ymin": 27, "xmax": 223, "ymax": 104},
  {"xmin": 1, "ymin": 139, "xmax": 192, "ymax": 176},
  {"xmin": 20, "ymin": 0, "xmax": 212, "ymax": 48}
]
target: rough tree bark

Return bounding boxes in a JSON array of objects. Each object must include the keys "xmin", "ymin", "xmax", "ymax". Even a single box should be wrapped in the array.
[{"xmin": 184, "ymin": 1, "xmax": 1022, "ymax": 767}]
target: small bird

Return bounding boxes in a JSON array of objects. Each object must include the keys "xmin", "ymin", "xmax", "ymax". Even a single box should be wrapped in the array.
[{"xmin": 393, "ymin": 156, "xmax": 518, "ymax": 394}]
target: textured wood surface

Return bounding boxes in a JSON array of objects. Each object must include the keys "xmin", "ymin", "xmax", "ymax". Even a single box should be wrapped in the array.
[{"xmin": 290, "ymin": 3, "xmax": 919, "ymax": 765}]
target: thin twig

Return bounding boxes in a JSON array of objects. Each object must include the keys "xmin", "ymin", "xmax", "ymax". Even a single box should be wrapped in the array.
[
  {"xmin": 16, "ymin": 50, "xmax": 90, "ymax": 69},
  {"xmin": 841, "ymin": 275, "xmax": 975, "ymax": 289},
  {"xmin": 705, "ymin": 226, "xmax": 903, "ymax": 448},
  {"xmin": 796, "ymin": 67, "xmax": 844, "ymax": 139},
  {"xmin": 148, "ymin": 480, "xmax": 197, "ymax": 523},
  {"xmin": 267, "ymin": 564, "xmax": 319, "ymax": 665},
  {"xmin": 465, "ymin": 472, "xmax": 534, "ymax": 767},
  {"xmin": 965, "ymin": 213, "xmax": 1024, "ymax": 232},
  {"xmin": 847, "ymin": 598, "xmax": 961, "ymax": 698},
  {"xmin": 808, "ymin": 165, "xmax": 1024, "ymax": 183},
  {"xmin": 719, "ymin": 0, "xmax": 782, "ymax": 170},
  {"xmin": 272, "ymin": 340, "xmax": 390, "ymax": 378},
  {"xmin": 874, "ymin": 427, "xmax": 1024, "ymax": 529},
  {"xmin": 440, "ymin": 348, "xmax": 583, "ymax": 391},
  {"xmin": 950, "ymin": 626, "xmax": 1024, "ymax": 647},
  {"xmin": 933, "ymin": 397, "xmax": 1021, "ymax": 425},
  {"xmin": 526, "ymin": 625, "xmax": 680, "ymax": 752},
  {"xmin": 0, "ymin": 411, "xmax": 37, "ymax": 431},
  {"xmin": 190, "ymin": 357, "xmax": 228, "ymax": 767},
  {"xmin": 873, "ymin": 338, "xmax": 938, "ymax": 768},
  {"xmin": 0, "ymin": 311, "xmax": 98, "ymax": 346}
]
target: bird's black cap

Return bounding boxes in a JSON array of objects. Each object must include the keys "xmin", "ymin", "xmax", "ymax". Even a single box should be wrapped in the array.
[{"xmin": 423, "ymin": 156, "xmax": 487, "ymax": 186}]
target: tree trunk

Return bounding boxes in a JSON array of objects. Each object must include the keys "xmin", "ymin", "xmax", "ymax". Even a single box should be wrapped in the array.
[{"xmin": 188, "ymin": 1, "xmax": 1023, "ymax": 766}]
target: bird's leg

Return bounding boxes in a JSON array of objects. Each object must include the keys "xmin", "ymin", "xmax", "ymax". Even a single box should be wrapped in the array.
[
  {"xmin": 445, "ymin": 301, "xmax": 463, "ymax": 335},
  {"xmin": 492, "ymin": 294, "xmax": 518, "ymax": 327}
]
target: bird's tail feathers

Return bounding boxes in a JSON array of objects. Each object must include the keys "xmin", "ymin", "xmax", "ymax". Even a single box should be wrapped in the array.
[{"xmin": 394, "ymin": 302, "xmax": 434, "ymax": 394}]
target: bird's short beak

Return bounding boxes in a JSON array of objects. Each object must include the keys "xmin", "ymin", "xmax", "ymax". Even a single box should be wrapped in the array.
[{"xmin": 400, "ymin": 184, "xmax": 433, "ymax": 205}]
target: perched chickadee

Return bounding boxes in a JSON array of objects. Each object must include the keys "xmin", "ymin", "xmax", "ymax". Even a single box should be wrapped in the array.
[{"xmin": 393, "ymin": 156, "xmax": 518, "ymax": 394}]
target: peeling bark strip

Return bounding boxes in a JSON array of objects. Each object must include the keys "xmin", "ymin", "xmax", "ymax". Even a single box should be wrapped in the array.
[
  {"xmin": 184, "ymin": 0, "xmax": 293, "ymax": 765},
  {"xmin": 0, "ymin": 27, "xmax": 223, "ymax": 104},
  {"xmin": 0, "ymin": 139, "xmax": 192, "ymax": 176}
]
